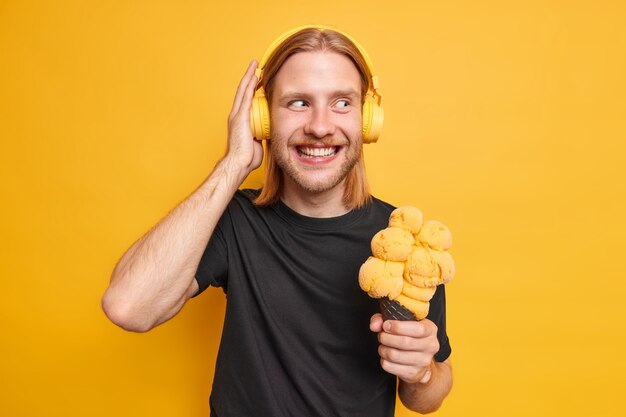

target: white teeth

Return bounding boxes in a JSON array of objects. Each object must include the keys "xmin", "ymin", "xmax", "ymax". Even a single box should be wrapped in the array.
[{"xmin": 298, "ymin": 147, "xmax": 337, "ymax": 158}]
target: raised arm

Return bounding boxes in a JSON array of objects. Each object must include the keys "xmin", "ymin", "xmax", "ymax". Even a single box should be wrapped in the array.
[{"xmin": 101, "ymin": 61, "xmax": 262, "ymax": 332}]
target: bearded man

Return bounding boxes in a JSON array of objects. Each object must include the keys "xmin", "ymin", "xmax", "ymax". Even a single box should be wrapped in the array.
[{"xmin": 102, "ymin": 26, "xmax": 453, "ymax": 416}]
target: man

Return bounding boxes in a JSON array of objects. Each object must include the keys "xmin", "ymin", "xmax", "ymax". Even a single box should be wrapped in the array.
[{"xmin": 102, "ymin": 26, "xmax": 453, "ymax": 416}]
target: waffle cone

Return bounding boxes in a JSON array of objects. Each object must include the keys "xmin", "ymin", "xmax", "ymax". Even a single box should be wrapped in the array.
[{"xmin": 379, "ymin": 297, "xmax": 417, "ymax": 321}]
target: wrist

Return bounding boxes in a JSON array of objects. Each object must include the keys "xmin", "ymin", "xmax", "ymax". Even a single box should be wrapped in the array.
[{"xmin": 218, "ymin": 155, "xmax": 253, "ymax": 185}]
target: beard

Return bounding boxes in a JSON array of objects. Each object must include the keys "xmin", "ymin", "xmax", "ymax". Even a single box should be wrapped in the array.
[{"xmin": 269, "ymin": 134, "xmax": 362, "ymax": 195}]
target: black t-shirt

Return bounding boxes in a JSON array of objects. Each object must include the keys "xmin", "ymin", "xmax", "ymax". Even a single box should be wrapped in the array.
[{"xmin": 195, "ymin": 189, "xmax": 451, "ymax": 417}]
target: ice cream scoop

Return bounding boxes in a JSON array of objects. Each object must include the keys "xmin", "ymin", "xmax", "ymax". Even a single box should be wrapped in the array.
[
  {"xmin": 370, "ymin": 227, "xmax": 414, "ymax": 262},
  {"xmin": 430, "ymin": 250, "xmax": 455, "ymax": 284},
  {"xmin": 388, "ymin": 206, "xmax": 423, "ymax": 234},
  {"xmin": 401, "ymin": 281, "xmax": 437, "ymax": 302},
  {"xmin": 358, "ymin": 256, "xmax": 404, "ymax": 299},
  {"xmin": 416, "ymin": 220, "xmax": 452, "ymax": 251},
  {"xmin": 359, "ymin": 206, "xmax": 455, "ymax": 321},
  {"xmin": 404, "ymin": 245, "xmax": 440, "ymax": 283}
]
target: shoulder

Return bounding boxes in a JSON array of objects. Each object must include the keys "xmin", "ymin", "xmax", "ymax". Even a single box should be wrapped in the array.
[
  {"xmin": 215, "ymin": 189, "xmax": 265, "ymax": 228},
  {"xmin": 351, "ymin": 195, "xmax": 397, "ymax": 231},
  {"xmin": 235, "ymin": 188, "xmax": 261, "ymax": 202},
  {"xmin": 225, "ymin": 188, "xmax": 263, "ymax": 212},
  {"xmin": 366, "ymin": 195, "xmax": 396, "ymax": 215}
]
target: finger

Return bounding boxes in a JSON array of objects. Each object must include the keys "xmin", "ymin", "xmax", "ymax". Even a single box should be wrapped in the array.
[
  {"xmin": 380, "ymin": 358, "xmax": 431, "ymax": 384},
  {"xmin": 419, "ymin": 368, "xmax": 432, "ymax": 384},
  {"xmin": 378, "ymin": 331, "xmax": 423, "ymax": 351},
  {"xmin": 230, "ymin": 60, "xmax": 258, "ymax": 119},
  {"xmin": 370, "ymin": 313, "xmax": 383, "ymax": 332},
  {"xmin": 379, "ymin": 329, "xmax": 440, "ymax": 355},
  {"xmin": 237, "ymin": 65, "xmax": 259, "ymax": 121},
  {"xmin": 378, "ymin": 345, "xmax": 431, "ymax": 367},
  {"xmin": 383, "ymin": 318, "xmax": 437, "ymax": 338}
]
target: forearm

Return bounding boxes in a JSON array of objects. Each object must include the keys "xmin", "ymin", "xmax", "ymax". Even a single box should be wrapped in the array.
[
  {"xmin": 102, "ymin": 156, "xmax": 248, "ymax": 331},
  {"xmin": 398, "ymin": 359, "xmax": 453, "ymax": 414}
]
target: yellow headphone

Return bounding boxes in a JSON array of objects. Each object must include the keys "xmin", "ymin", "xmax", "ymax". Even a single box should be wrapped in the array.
[{"xmin": 250, "ymin": 25, "xmax": 384, "ymax": 144}]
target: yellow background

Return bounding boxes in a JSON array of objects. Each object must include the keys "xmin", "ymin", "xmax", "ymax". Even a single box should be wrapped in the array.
[{"xmin": 1, "ymin": 1, "xmax": 625, "ymax": 415}]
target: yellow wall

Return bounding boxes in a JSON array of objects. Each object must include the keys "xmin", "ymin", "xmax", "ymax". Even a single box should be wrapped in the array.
[{"xmin": 2, "ymin": 1, "xmax": 625, "ymax": 415}]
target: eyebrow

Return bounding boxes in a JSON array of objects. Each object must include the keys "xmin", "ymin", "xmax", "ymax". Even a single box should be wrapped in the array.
[{"xmin": 277, "ymin": 89, "xmax": 361, "ymax": 102}]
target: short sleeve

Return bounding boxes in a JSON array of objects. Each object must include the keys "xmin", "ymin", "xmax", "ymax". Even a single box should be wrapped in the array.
[
  {"xmin": 427, "ymin": 284, "xmax": 452, "ymax": 362},
  {"xmin": 193, "ymin": 217, "xmax": 229, "ymax": 297}
]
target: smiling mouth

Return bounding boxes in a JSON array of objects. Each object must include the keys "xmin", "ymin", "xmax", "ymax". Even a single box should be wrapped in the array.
[{"xmin": 296, "ymin": 146, "xmax": 339, "ymax": 158}]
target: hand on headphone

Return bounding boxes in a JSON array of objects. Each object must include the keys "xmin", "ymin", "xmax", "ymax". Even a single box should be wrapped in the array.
[{"xmin": 225, "ymin": 60, "xmax": 264, "ymax": 175}]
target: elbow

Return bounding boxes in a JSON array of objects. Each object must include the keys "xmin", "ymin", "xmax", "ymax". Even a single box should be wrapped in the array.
[
  {"xmin": 101, "ymin": 289, "xmax": 154, "ymax": 333},
  {"xmin": 409, "ymin": 402, "xmax": 443, "ymax": 415},
  {"xmin": 400, "ymin": 394, "xmax": 444, "ymax": 415}
]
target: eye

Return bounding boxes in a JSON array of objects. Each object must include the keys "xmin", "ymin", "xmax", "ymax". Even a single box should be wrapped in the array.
[
  {"xmin": 289, "ymin": 100, "xmax": 307, "ymax": 108},
  {"xmin": 335, "ymin": 99, "xmax": 350, "ymax": 109}
]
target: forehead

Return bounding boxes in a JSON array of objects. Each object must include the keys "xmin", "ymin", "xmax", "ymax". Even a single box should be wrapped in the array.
[{"xmin": 272, "ymin": 51, "xmax": 362, "ymax": 98}]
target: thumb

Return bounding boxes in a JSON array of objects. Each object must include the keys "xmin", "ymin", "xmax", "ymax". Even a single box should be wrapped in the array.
[
  {"xmin": 370, "ymin": 313, "xmax": 384, "ymax": 332},
  {"xmin": 419, "ymin": 367, "xmax": 432, "ymax": 384}
]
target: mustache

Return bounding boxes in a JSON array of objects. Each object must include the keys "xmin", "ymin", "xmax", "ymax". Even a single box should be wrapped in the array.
[
  {"xmin": 293, "ymin": 142, "xmax": 341, "ymax": 147},
  {"xmin": 268, "ymin": 132, "xmax": 363, "ymax": 147},
  {"xmin": 288, "ymin": 136, "xmax": 345, "ymax": 147}
]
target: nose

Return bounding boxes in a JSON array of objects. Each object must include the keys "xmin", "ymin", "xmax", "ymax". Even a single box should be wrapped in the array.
[{"xmin": 304, "ymin": 107, "xmax": 335, "ymax": 138}]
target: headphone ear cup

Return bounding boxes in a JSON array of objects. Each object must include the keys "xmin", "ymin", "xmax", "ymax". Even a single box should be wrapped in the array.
[
  {"xmin": 362, "ymin": 96, "xmax": 384, "ymax": 144},
  {"xmin": 250, "ymin": 94, "xmax": 271, "ymax": 141}
]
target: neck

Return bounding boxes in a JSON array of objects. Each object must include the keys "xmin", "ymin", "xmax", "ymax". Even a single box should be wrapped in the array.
[{"xmin": 280, "ymin": 178, "xmax": 349, "ymax": 218}]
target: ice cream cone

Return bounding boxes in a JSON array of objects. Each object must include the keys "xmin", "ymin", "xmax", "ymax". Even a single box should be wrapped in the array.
[
  {"xmin": 379, "ymin": 297, "xmax": 417, "ymax": 321},
  {"xmin": 360, "ymin": 206, "xmax": 454, "ymax": 323}
]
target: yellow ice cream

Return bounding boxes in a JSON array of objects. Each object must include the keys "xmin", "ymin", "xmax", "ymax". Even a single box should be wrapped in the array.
[
  {"xmin": 404, "ymin": 245, "xmax": 456, "ymax": 287},
  {"xmin": 401, "ymin": 281, "xmax": 437, "ymax": 302},
  {"xmin": 416, "ymin": 220, "xmax": 452, "ymax": 251},
  {"xmin": 359, "ymin": 206, "xmax": 456, "ymax": 320},
  {"xmin": 395, "ymin": 294, "xmax": 430, "ymax": 319},
  {"xmin": 405, "ymin": 245, "xmax": 439, "ymax": 280},
  {"xmin": 358, "ymin": 256, "xmax": 404, "ymax": 299},
  {"xmin": 388, "ymin": 206, "xmax": 423, "ymax": 234},
  {"xmin": 430, "ymin": 250, "xmax": 455, "ymax": 284},
  {"xmin": 370, "ymin": 227, "xmax": 414, "ymax": 262}
]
